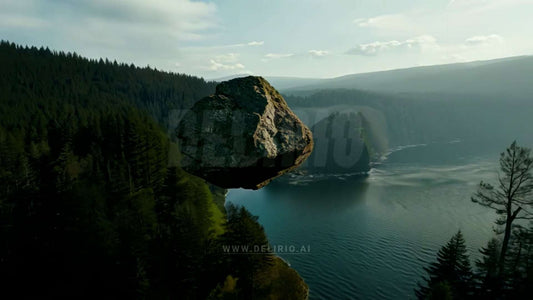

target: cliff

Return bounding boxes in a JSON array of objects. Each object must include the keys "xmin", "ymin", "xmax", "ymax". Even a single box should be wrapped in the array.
[{"xmin": 302, "ymin": 112, "xmax": 371, "ymax": 174}]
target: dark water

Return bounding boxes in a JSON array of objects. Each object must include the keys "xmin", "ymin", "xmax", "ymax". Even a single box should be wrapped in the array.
[{"xmin": 227, "ymin": 140, "xmax": 507, "ymax": 299}]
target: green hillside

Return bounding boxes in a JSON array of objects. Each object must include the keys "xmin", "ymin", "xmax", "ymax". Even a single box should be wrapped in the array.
[{"xmin": 0, "ymin": 41, "xmax": 307, "ymax": 299}]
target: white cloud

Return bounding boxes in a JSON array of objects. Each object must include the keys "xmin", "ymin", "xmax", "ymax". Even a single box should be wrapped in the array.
[
  {"xmin": 216, "ymin": 41, "xmax": 264, "ymax": 48},
  {"xmin": 264, "ymin": 53, "xmax": 295, "ymax": 59},
  {"xmin": 247, "ymin": 41, "xmax": 264, "ymax": 46},
  {"xmin": 208, "ymin": 53, "xmax": 245, "ymax": 71},
  {"xmin": 465, "ymin": 34, "xmax": 504, "ymax": 45},
  {"xmin": 213, "ymin": 53, "xmax": 240, "ymax": 63},
  {"xmin": 347, "ymin": 40, "xmax": 401, "ymax": 56},
  {"xmin": 353, "ymin": 14, "xmax": 415, "ymax": 32},
  {"xmin": 346, "ymin": 35, "xmax": 438, "ymax": 56},
  {"xmin": 208, "ymin": 60, "xmax": 245, "ymax": 71},
  {"xmin": 185, "ymin": 41, "xmax": 264, "ymax": 50},
  {"xmin": 308, "ymin": 50, "xmax": 329, "ymax": 58}
]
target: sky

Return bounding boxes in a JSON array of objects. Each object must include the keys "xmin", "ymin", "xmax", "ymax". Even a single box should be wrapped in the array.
[{"xmin": 1, "ymin": 0, "xmax": 533, "ymax": 79}]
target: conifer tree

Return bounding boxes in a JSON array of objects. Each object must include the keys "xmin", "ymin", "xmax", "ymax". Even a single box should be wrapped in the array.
[
  {"xmin": 472, "ymin": 141, "xmax": 533, "ymax": 279},
  {"xmin": 416, "ymin": 231, "xmax": 473, "ymax": 299},
  {"xmin": 505, "ymin": 226, "xmax": 533, "ymax": 298},
  {"xmin": 474, "ymin": 238, "xmax": 500, "ymax": 298},
  {"xmin": 221, "ymin": 205, "xmax": 275, "ymax": 297}
]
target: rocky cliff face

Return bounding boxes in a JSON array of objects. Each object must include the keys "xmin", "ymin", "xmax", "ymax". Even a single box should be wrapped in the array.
[
  {"xmin": 176, "ymin": 76, "xmax": 313, "ymax": 189},
  {"xmin": 303, "ymin": 112, "xmax": 370, "ymax": 174}
]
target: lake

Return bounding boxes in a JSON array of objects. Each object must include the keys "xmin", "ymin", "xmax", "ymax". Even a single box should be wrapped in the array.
[{"xmin": 226, "ymin": 140, "xmax": 506, "ymax": 299}]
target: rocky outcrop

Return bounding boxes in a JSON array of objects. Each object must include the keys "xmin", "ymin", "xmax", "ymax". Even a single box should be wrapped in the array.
[
  {"xmin": 303, "ymin": 112, "xmax": 370, "ymax": 174},
  {"xmin": 176, "ymin": 76, "xmax": 313, "ymax": 189}
]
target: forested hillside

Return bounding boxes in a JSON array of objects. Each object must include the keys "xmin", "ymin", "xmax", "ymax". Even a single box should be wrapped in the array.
[
  {"xmin": 285, "ymin": 89, "xmax": 533, "ymax": 148},
  {"xmin": 0, "ymin": 41, "xmax": 217, "ymax": 131},
  {"xmin": 0, "ymin": 41, "xmax": 307, "ymax": 299}
]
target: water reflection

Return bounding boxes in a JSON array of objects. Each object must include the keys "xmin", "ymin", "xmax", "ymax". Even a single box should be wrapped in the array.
[{"xmin": 264, "ymin": 176, "xmax": 370, "ymax": 212}]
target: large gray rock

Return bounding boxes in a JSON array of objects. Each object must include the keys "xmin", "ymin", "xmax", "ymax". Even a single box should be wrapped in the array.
[{"xmin": 176, "ymin": 76, "xmax": 313, "ymax": 189}]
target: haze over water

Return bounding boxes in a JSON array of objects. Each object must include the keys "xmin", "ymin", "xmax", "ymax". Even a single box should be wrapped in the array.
[{"xmin": 227, "ymin": 140, "xmax": 504, "ymax": 299}]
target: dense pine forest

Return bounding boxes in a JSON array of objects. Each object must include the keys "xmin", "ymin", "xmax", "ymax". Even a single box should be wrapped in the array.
[
  {"xmin": 0, "ymin": 40, "xmax": 218, "ymax": 130},
  {"xmin": 0, "ymin": 41, "xmax": 306, "ymax": 299}
]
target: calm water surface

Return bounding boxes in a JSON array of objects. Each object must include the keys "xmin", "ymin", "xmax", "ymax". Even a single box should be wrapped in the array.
[{"xmin": 227, "ymin": 141, "xmax": 505, "ymax": 299}]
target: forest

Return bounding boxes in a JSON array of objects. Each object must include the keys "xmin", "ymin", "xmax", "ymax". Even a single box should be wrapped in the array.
[
  {"xmin": 0, "ymin": 41, "xmax": 306, "ymax": 299},
  {"xmin": 284, "ymin": 89, "xmax": 533, "ymax": 148}
]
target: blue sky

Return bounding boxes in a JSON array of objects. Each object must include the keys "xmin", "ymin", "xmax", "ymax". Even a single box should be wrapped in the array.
[{"xmin": 1, "ymin": 0, "xmax": 532, "ymax": 78}]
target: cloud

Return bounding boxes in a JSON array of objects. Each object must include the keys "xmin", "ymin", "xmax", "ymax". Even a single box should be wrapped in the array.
[
  {"xmin": 347, "ymin": 40, "xmax": 401, "ymax": 56},
  {"xmin": 208, "ymin": 60, "xmax": 245, "ymax": 71},
  {"xmin": 216, "ymin": 41, "xmax": 264, "ymax": 48},
  {"xmin": 264, "ymin": 53, "xmax": 294, "ymax": 59},
  {"xmin": 185, "ymin": 41, "xmax": 264, "ymax": 50},
  {"xmin": 346, "ymin": 35, "xmax": 438, "ymax": 56},
  {"xmin": 0, "ymin": 0, "xmax": 217, "ymax": 44},
  {"xmin": 353, "ymin": 14, "xmax": 415, "ymax": 32},
  {"xmin": 71, "ymin": 0, "xmax": 217, "ymax": 33},
  {"xmin": 208, "ymin": 53, "xmax": 245, "ymax": 71},
  {"xmin": 247, "ymin": 41, "xmax": 264, "ymax": 46},
  {"xmin": 213, "ymin": 53, "xmax": 240, "ymax": 63},
  {"xmin": 465, "ymin": 34, "xmax": 504, "ymax": 45},
  {"xmin": 308, "ymin": 50, "xmax": 329, "ymax": 58}
]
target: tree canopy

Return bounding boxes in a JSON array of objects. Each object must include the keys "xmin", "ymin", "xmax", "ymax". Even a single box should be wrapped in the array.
[{"xmin": 0, "ymin": 41, "xmax": 306, "ymax": 299}]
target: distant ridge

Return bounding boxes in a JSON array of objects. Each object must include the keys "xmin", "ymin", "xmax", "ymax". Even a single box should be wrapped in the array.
[
  {"xmin": 283, "ymin": 55, "xmax": 533, "ymax": 98},
  {"xmin": 209, "ymin": 73, "xmax": 253, "ymax": 82},
  {"xmin": 210, "ymin": 74, "xmax": 324, "ymax": 90},
  {"xmin": 213, "ymin": 55, "xmax": 533, "ymax": 96},
  {"xmin": 334, "ymin": 55, "xmax": 530, "ymax": 80}
]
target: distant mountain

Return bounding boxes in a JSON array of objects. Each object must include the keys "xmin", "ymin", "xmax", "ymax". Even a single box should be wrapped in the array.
[
  {"xmin": 284, "ymin": 56, "xmax": 533, "ymax": 99},
  {"xmin": 210, "ymin": 73, "xmax": 253, "ymax": 82},
  {"xmin": 265, "ymin": 76, "xmax": 324, "ymax": 90},
  {"xmin": 210, "ymin": 74, "xmax": 323, "ymax": 90}
]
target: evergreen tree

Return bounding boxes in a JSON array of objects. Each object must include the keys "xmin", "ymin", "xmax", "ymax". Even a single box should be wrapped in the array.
[
  {"xmin": 221, "ymin": 204, "xmax": 275, "ymax": 298},
  {"xmin": 505, "ymin": 226, "xmax": 533, "ymax": 298},
  {"xmin": 474, "ymin": 238, "xmax": 501, "ymax": 298},
  {"xmin": 426, "ymin": 281, "xmax": 453, "ymax": 300},
  {"xmin": 416, "ymin": 231, "xmax": 473, "ymax": 299},
  {"xmin": 471, "ymin": 141, "xmax": 533, "ymax": 281}
]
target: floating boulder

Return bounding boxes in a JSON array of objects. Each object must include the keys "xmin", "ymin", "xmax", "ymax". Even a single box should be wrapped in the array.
[{"xmin": 176, "ymin": 76, "xmax": 313, "ymax": 189}]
